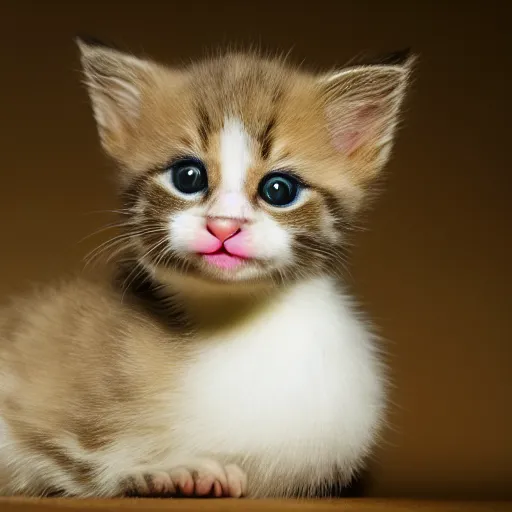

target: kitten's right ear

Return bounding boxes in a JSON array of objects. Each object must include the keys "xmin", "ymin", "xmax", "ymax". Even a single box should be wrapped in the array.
[
  {"xmin": 76, "ymin": 37, "xmax": 156, "ymax": 159},
  {"xmin": 318, "ymin": 52, "xmax": 415, "ymax": 179}
]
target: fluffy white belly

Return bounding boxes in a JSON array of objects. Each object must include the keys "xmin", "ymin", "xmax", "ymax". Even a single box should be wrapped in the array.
[{"xmin": 173, "ymin": 277, "xmax": 385, "ymax": 477}]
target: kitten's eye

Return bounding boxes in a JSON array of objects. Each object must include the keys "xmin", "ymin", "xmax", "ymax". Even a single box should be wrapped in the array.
[
  {"xmin": 258, "ymin": 172, "xmax": 302, "ymax": 207},
  {"xmin": 169, "ymin": 158, "xmax": 208, "ymax": 195}
]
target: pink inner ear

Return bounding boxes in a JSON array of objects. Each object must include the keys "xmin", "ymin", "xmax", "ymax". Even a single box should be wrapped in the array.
[
  {"xmin": 333, "ymin": 129, "xmax": 364, "ymax": 155},
  {"xmin": 329, "ymin": 104, "xmax": 381, "ymax": 156}
]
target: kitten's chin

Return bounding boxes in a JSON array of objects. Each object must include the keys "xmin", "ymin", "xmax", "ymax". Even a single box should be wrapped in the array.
[
  {"xmin": 196, "ymin": 253, "xmax": 263, "ymax": 281},
  {"xmin": 145, "ymin": 256, "xmax": 278, "ymax": 292},
  {"xmin": 149, "ymin": 267, "xmax": 276, "ymax": 302},
  {"xmin": 201, "ymin": 252, "xmax": 245, "ymax": 271}
]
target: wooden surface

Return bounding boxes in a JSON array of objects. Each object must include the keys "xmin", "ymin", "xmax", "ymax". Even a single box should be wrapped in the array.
[{"xmin": 0, "ymin": 499, "xmax": 510, "ymax": 512}]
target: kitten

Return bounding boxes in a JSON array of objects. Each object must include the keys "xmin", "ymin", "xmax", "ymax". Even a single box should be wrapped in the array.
[{"xmin": 0, "ymin": 39, "xmax": 413, "ymax": 499}]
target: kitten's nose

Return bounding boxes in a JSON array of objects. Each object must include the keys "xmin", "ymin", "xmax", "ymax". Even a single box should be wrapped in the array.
[{"xmin": 207, "ymin": 218, "xmax": 241, "ymax": 242}]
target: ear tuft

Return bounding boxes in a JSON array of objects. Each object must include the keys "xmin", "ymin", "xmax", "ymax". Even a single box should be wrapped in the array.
[
  {"xmin": 350, "ymin": 48, "xmax": 413, "ymax": 67},
  {"xmin": 319, "ymin": 52, "xmax": 415, "ymax": 173},
  {"xmin": 75, "ymin": 34, "xmax": 121, "ymax": 51},
  {"xmin": 76, "ymin": 37, "xmax": 154, "ymax": 159}
]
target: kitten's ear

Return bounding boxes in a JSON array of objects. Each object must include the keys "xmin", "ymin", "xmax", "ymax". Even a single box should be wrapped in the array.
[
  {"xmin": 319, "ymin": 52, "xmax": 414, "ymax": 175},
  {"xmin": 76, "ymin": 37, "xmax": 156, "ymax": 159}
]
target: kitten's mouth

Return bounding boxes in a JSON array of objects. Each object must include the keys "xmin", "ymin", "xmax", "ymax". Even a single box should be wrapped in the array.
[{"xmin": 201, "ymin": 246, "xmax": 246, "ymax": 270}]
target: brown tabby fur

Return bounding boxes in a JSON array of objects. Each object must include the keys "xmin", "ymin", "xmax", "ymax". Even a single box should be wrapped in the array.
[{"xmin": 0, "ymin": 40, "xmax": 413, "ymax": 498}]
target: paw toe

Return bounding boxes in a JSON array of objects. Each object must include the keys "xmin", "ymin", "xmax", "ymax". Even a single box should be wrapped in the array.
[
  {"xmin": 150, "ymin": 471, "xmax": 175, "ymax": 494},
  {"xmin": 225, "ymin": 464, "xmax": 247, "ymax": 498},
  {"xmin": 171, "ymin": 468, "xmax": 194, "ymax": 496},
  {"xmin": 194, "ymin": 474, "xmax": 215, "ymax": 496},
  {"xmin": 213, "ymin": 480, "xmax": 223, "ymax": 497}
]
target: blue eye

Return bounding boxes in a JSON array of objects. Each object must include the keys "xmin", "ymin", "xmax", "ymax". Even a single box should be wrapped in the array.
[
  {"xmin": 169, "ymin": 158, "xmax": 208, "ymax": 195},
  {"xmin": 259, "ymin": 172, "xmax": 302, "ymax": 207}
]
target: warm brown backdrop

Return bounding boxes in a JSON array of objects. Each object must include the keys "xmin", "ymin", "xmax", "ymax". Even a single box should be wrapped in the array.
[{"xmin": 1, "ymin": 0, "xmax": 510, "ymax": 501}]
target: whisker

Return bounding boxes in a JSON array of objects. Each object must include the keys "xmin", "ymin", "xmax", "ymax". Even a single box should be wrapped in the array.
[
  {"xmin": 81, "ymin": 208, "xmax": 136, "ymax": 217},
  {"xmin": 83, "ymin": 226, "xmax": 168, "ymax": 267},
  {"xmin": 293, "ymin": 238, "xmax": 352, "ymax": 278},
  {"xmin": 120, "ymin": 237, "xmax": 170, "ymax": 301},
  {"xmin": 153, "ymin": 237, "xmax": 172, "ymax": 269},
  {"xmin": 77, "ymin": 220, "xmax": 139, "ymax": 245}
]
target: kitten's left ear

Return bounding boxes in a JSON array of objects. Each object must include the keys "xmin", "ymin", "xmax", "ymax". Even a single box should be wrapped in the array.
[
  {"xmin": 319, "ymin": 51, "xmax": 415, "ymax": 175},
  {"xmin": 76, "ymin": 37, "xmax": 157, "ymax": 160}
]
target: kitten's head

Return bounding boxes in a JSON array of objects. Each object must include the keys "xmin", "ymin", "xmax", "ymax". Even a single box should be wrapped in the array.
[{"xmin": 78, "ymin": 39, "xmax": 413, "ymax": 291}]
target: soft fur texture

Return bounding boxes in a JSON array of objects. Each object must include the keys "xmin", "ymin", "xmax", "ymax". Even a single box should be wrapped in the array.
[{"xmin": 0, "ymin": 40, "xmax": 413, "ymax": 498}]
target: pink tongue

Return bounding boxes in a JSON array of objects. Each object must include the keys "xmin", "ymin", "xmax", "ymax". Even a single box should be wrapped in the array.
[{"xmin": 203, "ymin": 252, "xmax": 244, "ymax": 269}]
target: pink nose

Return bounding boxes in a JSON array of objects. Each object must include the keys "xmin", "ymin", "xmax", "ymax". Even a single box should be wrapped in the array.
[{"xmin": 207, "ymin": 218, "xmax": 241, "ymax": 242}]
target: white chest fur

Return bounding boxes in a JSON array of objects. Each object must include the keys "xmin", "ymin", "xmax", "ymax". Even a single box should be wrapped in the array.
[{"xmin": 173, "ymin": 277, "xmax": 385, "ymax": 477}]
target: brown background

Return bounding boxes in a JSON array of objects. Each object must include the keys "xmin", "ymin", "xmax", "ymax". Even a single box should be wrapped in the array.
[{"xmin": 1, "ymin": 0, "xmax": 511, "ymax": 501}]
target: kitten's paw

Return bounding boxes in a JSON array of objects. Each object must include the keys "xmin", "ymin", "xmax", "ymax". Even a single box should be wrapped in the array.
[
  {"xmin": 123, "ymin": 467, "xmax": 193, "ymax": 496},
  {"xmin": 193, "ymin": 462, "xmax": 247, "ymax": 498},
  {"xmin": 122, "ymin": 460, "xmax": 247, "ymax": 498}
]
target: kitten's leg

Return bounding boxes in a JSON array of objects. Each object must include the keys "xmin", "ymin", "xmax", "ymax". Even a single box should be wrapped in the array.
[{"xmin": 120, "ymin": 459, "xmax": 247, "ymax": 498}]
